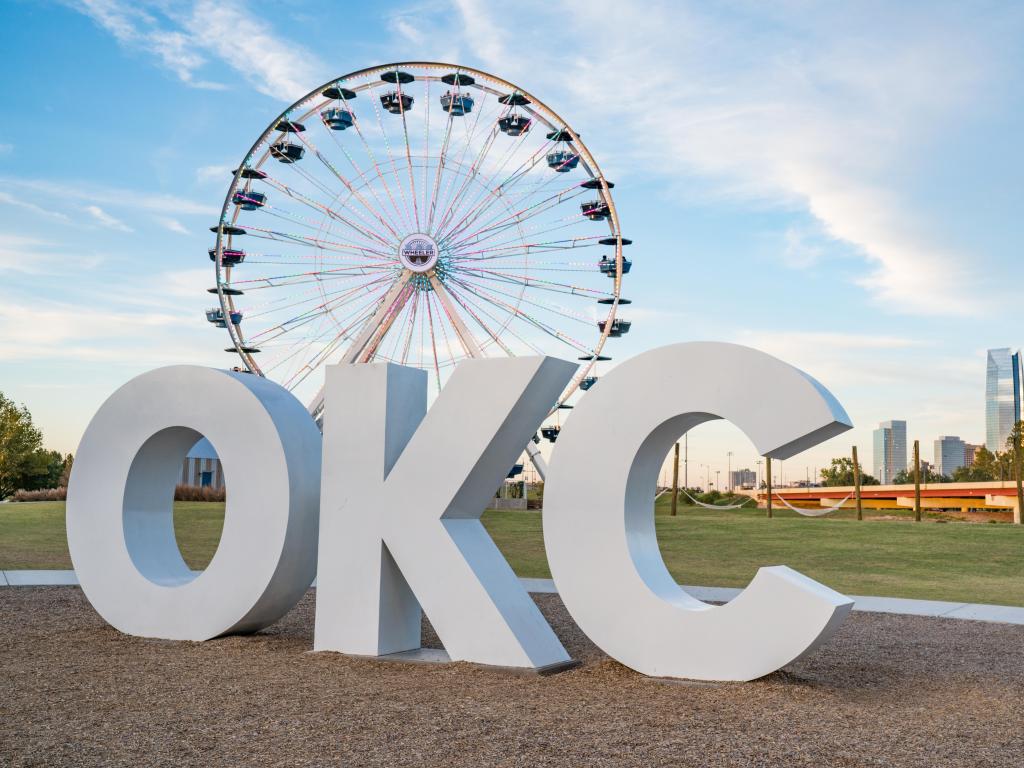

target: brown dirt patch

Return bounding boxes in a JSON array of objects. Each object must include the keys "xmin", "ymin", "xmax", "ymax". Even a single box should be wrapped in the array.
[{"xmin": 2, "ymin": 587, "xmax": 1023, "ymax": 767}]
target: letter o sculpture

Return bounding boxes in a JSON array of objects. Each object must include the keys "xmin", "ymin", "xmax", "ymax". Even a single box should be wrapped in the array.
[{"xmin": 67, "ymin": 366, "xmax": 321, "ymax": 641}]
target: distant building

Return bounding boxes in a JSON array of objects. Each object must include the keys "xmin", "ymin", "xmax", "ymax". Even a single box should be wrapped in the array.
[
  {"xmin": 963, "ymin": 443, "xmax": 982, "ymax": 467},
  {"xmin": 934, "ymin": 435, "xmax": 967, "ymax": 477},
  {"xmin": 730, "ymin": 468, "xmax": 757, "ymax": 489},
  {"xmin": 180, "ymin": 437, "xmax": 225, "ymax": 489},
  {"xmin": 873, "ymin": 420, "xmax": 907, "ymax": 484},
  {"xmin": 985, "ymin": 348, "xmax": 1022, "ymax": 452}
]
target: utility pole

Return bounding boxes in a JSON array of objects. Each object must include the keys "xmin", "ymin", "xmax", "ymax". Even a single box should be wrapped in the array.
[
  {"xmin": 671, "ymin": 442, "xmax": 680, "ymax": 517},
  {"xmin": 913, "ymin": 439, "xmax": 922, "ymax": 522},
  {"xmin": 766, "ymin": 456, "xmax": 773, "ymax": 519},
  {"xmin": 715, "ymin": 469, "xmax": 720, "ymax": 492},
  {"xmin": 726, "ymin": 451, "xmax": 733, "ymax": 492},
  {"xmin": 852, "ymin": 445, "xmax": 863, "ymax": 521},
  {"xmin": 684, "ymin": 433, "xmax": 688, "ymax": 489},
  {"xmin": 1013, "ymin": 422, "xmax": 1023, "ymax": 525},
  {"xmin": 755, "ymin": 459, "xmax": 763, "ymax": 490}
]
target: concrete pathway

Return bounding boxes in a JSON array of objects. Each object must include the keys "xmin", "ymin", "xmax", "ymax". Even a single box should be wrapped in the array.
[{"xmin": 4, "ymin": 571, "xmax": 1024, "ymax": 627}]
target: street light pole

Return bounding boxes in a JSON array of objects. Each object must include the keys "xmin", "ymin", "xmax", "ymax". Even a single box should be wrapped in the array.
[
  {"xmin": 726, "ymin": 451, "xmax": 733, "ymax": 492},
  {"xmin": 684, "ymin": 432, "xmax": 688, "ymax": 489},
  {"xmin": 671, "ymin": 442, "xmax": 680, "ymax": 517}
]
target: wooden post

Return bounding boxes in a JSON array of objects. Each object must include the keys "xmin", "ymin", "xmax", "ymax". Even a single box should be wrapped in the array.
[
  {"xmin": 913, "ymin": 439, "xmax": 922, "ymax": 522},
  {"xmin": 765, "ymin": 456, "xmax": 773, "ymax": 519},
  {"xmin": 671, "ymin": 442, "xmax": 680, "ymax": 517},
  {"xmin": 1014, "ymin": 427, "xmax": 1023, "ymax": 525},
  {"xmin": 852, "ymin": 445, "xmax": 863, "ymax": 521}
]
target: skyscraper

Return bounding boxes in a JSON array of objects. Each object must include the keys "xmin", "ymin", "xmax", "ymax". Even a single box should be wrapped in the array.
[
  {"xmin": 933, "ymin": 435, "xmax": 967, "ymax": 477},
  {"xmin": 985, "ymin": 348, "xmax": 1022, "ymax": 451},
  {"xmin": 873, "ymin": 420, "xmax": 907, "ymax": 484}
]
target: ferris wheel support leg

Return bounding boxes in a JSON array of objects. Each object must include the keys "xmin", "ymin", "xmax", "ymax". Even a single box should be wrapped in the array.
[{"xmin": 525, "ymin": 441, "xmax": 547, "ymax": 481}]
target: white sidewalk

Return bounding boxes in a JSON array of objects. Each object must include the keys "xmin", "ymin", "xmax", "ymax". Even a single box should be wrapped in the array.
[{"xmin": 5, "ymin": 571, "xmax": 1024, "ymax": 626}]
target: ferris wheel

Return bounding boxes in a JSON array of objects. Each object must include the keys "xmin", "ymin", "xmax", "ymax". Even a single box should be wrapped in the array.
[{"xmin": 207, "ymin": 63, "xmax": 633, "ymax": 477}]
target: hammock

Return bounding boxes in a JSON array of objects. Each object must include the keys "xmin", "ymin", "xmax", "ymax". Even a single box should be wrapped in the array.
[
  {"xmin": 678, "ymin": 488, "xmax": 753, "ymax": 510},
  {"xmin": 774, "ymin": 493, "xmax": 853, "ymax": 517}
]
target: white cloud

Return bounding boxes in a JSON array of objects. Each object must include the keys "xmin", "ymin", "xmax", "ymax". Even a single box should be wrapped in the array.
[
  {"xmin": 0, "ymin": 191, "xmax": 71, "ymax": 222},
  {"xmin": 155, "ymin": 216, "xmax": 190, "ymax": 234},
  {"xmin": 182, "ymin": 1, "xmax": 324, "ymax": 100},
  {"xmin": 451, "ymin": 0, "xmax": 506, "ymax": 69},
  {"xmin": 84, "ymin": 204, "xmax": 134, "ymax": 232},
  {"xmin": 72, "ymin": 0, "xmax": 323, "ymax": 101},
  {"xmin": 0, "ymin": 143, "xmax": 12, "ymax": 155},
  {"xmin": 1, "ymin": 177, "xmax": 213, "ymax": 216},
  {"xmin": 385, "ymin": 0, "xmax": 1011, "ymax": 317},
  {"xmin": 195, "ymin": 163, "xmax": 233, "ymax": 185},
  {"xmin": 0, "ymin": 233, "xmax": 102, "ymax": 274}
]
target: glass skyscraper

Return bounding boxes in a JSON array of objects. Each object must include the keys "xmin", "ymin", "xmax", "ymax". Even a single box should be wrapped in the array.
[
  {"xmin": 873, "ymin": 420, "xmax": 907, "ymax": 484},
  {"xmin": 933, "ymin": 435, "xmax": 967, "ymax": 477},
  {"xmin": 985, "ymin": 348, "xmax": 1022, "ymax": 452}
]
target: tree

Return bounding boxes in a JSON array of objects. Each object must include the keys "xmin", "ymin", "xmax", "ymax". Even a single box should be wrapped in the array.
[
  {"xmin": 820, "ymin": 457, "xmax": 879, "ymax": 487},
  {"xmin": 893, "ymin": 467, "xmax": 947, "ymax": 484},
  {"xmin": 952, "ymin": 446, "xmax": 998, "ymax": 482},
  {"xmin": 0, "ymin": 392, "xmax": 44, "ymax": 499}
]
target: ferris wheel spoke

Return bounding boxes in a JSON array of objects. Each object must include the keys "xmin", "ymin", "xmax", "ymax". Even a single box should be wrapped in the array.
[
  {"xmin": 444, "ymin": 276, "xmax": 591, "ymax": 354},
  {"xmin": 444, "ymin": 185, "xmax": 586, "ymax": 252},
  {"xmin": 436, "ymin": 280, "xmax": 515, "ymax": 356},
  {"xmin": 338, "ymin": 101, "xmax": 413, "ymax": 235},
  {"xmin": 425, "ymin": 84, "xmax": 459, "ymax": 233},
  {"xmin": 291, "ymin": 129, "xmax": 404, "ymax": 241},
  {"xmin": 337, "ymin": 270, "xmax": 418, "ymax": 363},
  {"xmin": 248, "ymin": 274, "xmax": 397, "ymax": 344},
  {"xmin": 448, "ymin": 234, "xmax": 606, "ymax": 260},
  {"xmin": 444, "ymin": 280, "xmax": 548, "ymax": 358},
  {"xmin": 366, "ymin": 82, "xmax": 418, "ymax": 234},
  {"xmin": 247, "ymin": 197, "xmax": 397, "ymax": 258},
  {"xmin": 425, "ymin": 80, "xmax": 501, "ymax": 237},
  {"xmin": 444, "ymin": 218, "xmax": 602, "ymax": 260},
  {"xmin": 259, "ymin": 175, "xmax": 394, "ymax": 249},
  {"xmin": 453, "ymin": 266, "xmax": 615, "ymax": 300},
  {"xmin": 433, "ymin": 101, "xmax": 552, "ymax": 237},
  {"xmin": 423, "ymin": 290, "xmax": 443, "ymax": 393},
  {"xmin": 435, "ymin": 135, "xmax": 561, "ymax": 245},
  {"xmin": 430, "ymin": 94, "xmax": 502, "ymax": 237},
  {"xmin": 446, "ymin": 284, "xmax": 546, "ymax": 356},
  {"xmin": 395, "ymin": 80, "xmax": 421, "ymax": 231},
  {"xmin": 428, "ymin": 275, "xmax": 483, "ymax": 358},
  {"xmin": 235, "ymin": 222, "xmax": 397, "ymax": 261},
  {"xmin": 400, "ymin": 290, "xmax": 421, "ymax": 365},
  {"xmin": 448, "ymin": 272, "xmax": 595, "ymax": 327},
  {"xmin": 230, "ymin": 263, "xmax": 394, "ymax": 289},
  {"xmin": 244, "ymin": 272, "xmax": 396, "ymax": 324}
]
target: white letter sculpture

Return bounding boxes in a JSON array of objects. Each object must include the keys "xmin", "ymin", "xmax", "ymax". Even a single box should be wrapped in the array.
[
  {"xmin": 67, "ymin": 366, "xmax": 321, "ymax": 641},
  {"xmin": 315, "ymin": 358, "xmax": 575, "ymax": 670},
  {"xmin": 543, "ymin": 342, "xmax": 855, "ymax": 681}
]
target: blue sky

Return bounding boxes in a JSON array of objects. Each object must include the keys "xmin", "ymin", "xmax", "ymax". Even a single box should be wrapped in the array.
[{"xmin": 1, "ymin": 0, "xmax": 1022, "ymax": 485}]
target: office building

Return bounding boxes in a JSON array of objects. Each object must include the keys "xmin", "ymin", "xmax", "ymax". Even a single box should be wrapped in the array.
[
  {"xmin": 963, "ymin": 443, "xmax": 982, "ymax": 467},
  {"xmin": 873, "ymin": 420, "xmax": 907, "ymax": 484},
  {"xmin": 934, "ymin": 435, "xmax": 967, "ymax": 477},
  {"xmin": 730, "ymin": 468, "xmax": 757, "ymax": 489},
  {"xmin": 986, "ymin": 348, "xmax": 1022, "ymax": 451}
]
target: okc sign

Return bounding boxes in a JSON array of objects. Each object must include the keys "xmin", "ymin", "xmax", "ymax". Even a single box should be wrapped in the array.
[{"xmin": 67, "ymin": 342, "xmax": 854, "ymax": 682}]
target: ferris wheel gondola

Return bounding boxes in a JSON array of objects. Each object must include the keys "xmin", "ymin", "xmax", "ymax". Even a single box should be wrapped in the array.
[{"xmin": 208, "ymin": 63, "xmax": 633, "ymax": 477}]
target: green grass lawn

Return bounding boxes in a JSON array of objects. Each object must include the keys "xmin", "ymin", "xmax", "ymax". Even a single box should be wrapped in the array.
[{"xmin": 2, "ymin": 499, "xmax": 1023, "ymax": 606}]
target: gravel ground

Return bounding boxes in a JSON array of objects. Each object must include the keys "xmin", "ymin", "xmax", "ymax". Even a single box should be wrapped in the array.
[{"xmin": 2, "ymin": 587, "xmax": 1023, "ymax": 767}]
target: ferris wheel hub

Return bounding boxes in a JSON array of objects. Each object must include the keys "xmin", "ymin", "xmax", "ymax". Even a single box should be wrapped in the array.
[{"xmin": 398, "ymin": 233, "xmax": 440, "ymax": 274}]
